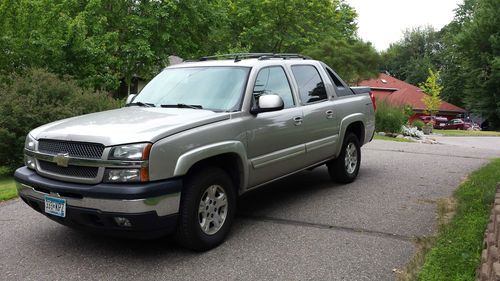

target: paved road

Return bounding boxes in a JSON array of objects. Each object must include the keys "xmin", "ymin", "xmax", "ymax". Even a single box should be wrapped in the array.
[
  {"xmin": 1, "ymin": 138, "xmax": 499, "ymax": 281},
  {"xmin": 432, "ymin": 136, "xmax": 500, "ymax": 152}
]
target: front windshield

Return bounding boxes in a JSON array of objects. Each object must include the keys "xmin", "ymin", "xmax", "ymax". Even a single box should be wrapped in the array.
[{"xmin": 134, "ymin": 66, "xmax": 250, "ymax": 111}]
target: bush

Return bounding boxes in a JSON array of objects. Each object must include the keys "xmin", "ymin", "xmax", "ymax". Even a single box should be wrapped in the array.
[
  {"xmin": 375, "ymin": 101, "xmax": 407, "ymax": 133},
  {"xmin": 0, "ymin": 166, "xmax": 13, "ymax": 177},
  {"xmin": 0, "ymin": 68, "xmax": 121, "ymax": 170},
  {"xmin": 412, "ymin": 120, "xmax": 425, "ymax": 130}
]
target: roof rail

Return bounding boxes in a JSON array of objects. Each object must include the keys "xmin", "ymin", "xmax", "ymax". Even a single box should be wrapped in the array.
[{"xmin": 198, "ymin": 53, "xmax": 311, "ymax": 62}]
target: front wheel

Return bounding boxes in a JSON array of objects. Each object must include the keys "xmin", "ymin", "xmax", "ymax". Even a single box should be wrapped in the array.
[
  {"xmin": 327, "ymin": 133, "xmax": 361, "ymax": 183},
  {"xmin": 176, "ymin": 167, "xmax": 236, "ymax": 251}
]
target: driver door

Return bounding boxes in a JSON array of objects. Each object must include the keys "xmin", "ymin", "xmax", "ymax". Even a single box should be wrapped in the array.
[{"xmin": 245, "ymin": 66, "xmax": 306, "ymax": 187}]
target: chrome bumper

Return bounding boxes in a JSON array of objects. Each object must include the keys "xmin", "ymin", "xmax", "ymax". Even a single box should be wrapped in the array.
[{"xmin": 17, "ymin": 182, "xmax": 180, "ymax": 217}]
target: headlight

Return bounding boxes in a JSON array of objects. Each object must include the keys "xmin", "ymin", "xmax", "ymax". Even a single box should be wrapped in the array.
[
  {"xmin": 25, "ymin": 134, "xmax": 36, "ymax": 150},
  {"xmin": 24, "ymin": 134, "xmax": 36, "ymax": 169},
  {"xmin": 109, "ymin": 143, "xmax": 151, "ymax": 160},
  {"xmin": 104, "ymin": 169, "xmax": 141, "ymax": 183},
  {"xmin": 105, "ymin": 143, "xmax": 151, "ymax": 183}
]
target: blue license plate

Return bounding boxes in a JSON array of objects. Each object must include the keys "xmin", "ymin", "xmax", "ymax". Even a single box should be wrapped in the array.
[{"xmin": 44, "ymin": 196, "xmax": 66, "ymax": 218}]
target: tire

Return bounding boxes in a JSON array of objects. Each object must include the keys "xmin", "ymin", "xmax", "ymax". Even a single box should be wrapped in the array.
[
  {"xmin": 327, "ymin": 133, "xmax": 361, "ymax": 183},
  {"xmin": 176, "ymin": 167, "xmax": 236, "ymax": 251}
]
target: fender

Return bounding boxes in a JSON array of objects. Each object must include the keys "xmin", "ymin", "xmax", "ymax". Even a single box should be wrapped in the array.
[
  {"xmin": 335, "ymin": 113, "xmax": 365, "ymax": 157},
  {"xmin": 173, "ymin": 141, "xmax": 249, "ymax": 191}
]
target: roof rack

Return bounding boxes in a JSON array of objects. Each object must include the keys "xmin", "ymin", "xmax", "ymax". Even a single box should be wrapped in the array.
[{"xmin": 198, "ymin": 53, "xmax": 311, "ymax": 62}]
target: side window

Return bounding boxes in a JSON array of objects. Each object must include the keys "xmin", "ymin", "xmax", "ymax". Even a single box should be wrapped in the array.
[
  {"xmin": 325, "ymin": 68, "xmax": 344, "ymax": 88},
  {"xmin": 253, "ymin": 66, "xmax": 294, "ymax": 109},
  {"xmin": 325, "ymin": 67, "xmax": 352, "ymax": 97},
  {"xmin": 291, "ymin": 65, "xmax": 327, "ymax": 104}
]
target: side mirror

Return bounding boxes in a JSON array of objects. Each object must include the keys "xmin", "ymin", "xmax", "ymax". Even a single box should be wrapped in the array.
[
  {"xmin": 251, "ymin": 94, "xmax": 284, "ymax": 114},
  {"xmin": 126, "ymin": 94, "xmax": 137, "ymax": 104}
]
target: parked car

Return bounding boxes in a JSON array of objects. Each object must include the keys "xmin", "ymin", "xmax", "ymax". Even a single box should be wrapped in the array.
[
  {"xmin": 420, "ymin": 116, "xmax": 448, "ymax": 129},
  {"xmin": 14, "ymin": 53, "xmax": 376, "ymax": 251},
  {"xmin": 439, "ymin": 118, "xmax": 472, "ymax": 130}
]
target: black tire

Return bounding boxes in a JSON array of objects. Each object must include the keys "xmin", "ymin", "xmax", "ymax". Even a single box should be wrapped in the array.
[
  {"xmin": 176, "ymin": 167, "xmax": 236, "ymax": 251},
  {"xmin": 327, "ymin": 133, "xmax": 361, "ymax": 183}
]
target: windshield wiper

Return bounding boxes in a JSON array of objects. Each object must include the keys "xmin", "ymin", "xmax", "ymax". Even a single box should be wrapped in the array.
[
  {"xmin": 160, "ymin": 104, "xmax": 203, "ymax": 109},
  {"xmin": 126, "ymin": 102, "xmax": 155, "ymax": 107}
]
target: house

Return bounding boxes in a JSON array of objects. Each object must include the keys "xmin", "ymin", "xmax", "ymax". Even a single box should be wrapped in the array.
[{"xmin": 357, "ymin": 73, "xmax": 466, "ymax": 122}]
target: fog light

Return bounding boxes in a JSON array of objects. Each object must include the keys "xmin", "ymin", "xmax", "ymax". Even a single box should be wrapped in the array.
[
  {"xmin": 114, "ymin": 217, "xmax": 132, "ymax": 227},
  {"xmin": 24, "ymin": 155, "xmax": 36, "ymax": 170}
]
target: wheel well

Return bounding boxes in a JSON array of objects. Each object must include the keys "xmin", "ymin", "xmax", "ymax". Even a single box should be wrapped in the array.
[
  {"xmin": 186, "ymin": 153, "xmax": 243, "ymax": 193},
  {"xmin": 345, "ymin": 121, "xmax": 365, "ymax": 144}
]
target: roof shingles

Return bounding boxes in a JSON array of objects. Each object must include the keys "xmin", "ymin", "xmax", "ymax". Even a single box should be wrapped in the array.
[{"xmin": 358, "ymin": 73, "xmax": 465, "ymax": 113}]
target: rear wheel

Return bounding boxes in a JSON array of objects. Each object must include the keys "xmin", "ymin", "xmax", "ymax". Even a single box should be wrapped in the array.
[
  {"xmin": 176, "ymin": 167, "xmax": 236, "ymax": 251},
  {"xmin": 327, "ymin": 133, "xmax": 361, "ymax": 183}
]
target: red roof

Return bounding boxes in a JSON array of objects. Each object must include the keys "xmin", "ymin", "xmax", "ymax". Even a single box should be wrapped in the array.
[{"xmin": 357, "ymin": 73, "xmax": 465, "ymax": 113}]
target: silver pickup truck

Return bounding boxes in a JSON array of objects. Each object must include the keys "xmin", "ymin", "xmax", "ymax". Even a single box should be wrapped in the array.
[{"xmin": 15, "ymin": 53, "xmax": 375, "ymax": 250}]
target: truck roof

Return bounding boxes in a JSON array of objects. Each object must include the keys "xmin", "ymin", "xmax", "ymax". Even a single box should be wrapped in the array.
[{"xmin": 167, "ymin": 53, "xmax": 318, "ymax": 68}]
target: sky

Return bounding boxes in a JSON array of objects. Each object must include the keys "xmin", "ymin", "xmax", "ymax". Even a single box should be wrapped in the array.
[{"xmin": 345, "ymin": 0, "xmax": 463, "ymax": 51}]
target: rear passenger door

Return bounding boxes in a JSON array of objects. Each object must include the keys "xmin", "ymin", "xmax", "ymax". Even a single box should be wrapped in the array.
[{"xmin": 291, "ymin": 64, "xmax": 339, "ymax": 165}]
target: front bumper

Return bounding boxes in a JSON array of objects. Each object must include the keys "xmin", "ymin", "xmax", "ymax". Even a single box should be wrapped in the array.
[{"xmin": 15, "ymin": 167, "xmax": 182, "ymax": 238}]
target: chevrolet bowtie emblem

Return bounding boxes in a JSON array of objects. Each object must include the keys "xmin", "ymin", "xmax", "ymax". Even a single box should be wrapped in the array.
[{"xmin": 54, "ymin": 153, "xmax": 70, "ymax": 167}]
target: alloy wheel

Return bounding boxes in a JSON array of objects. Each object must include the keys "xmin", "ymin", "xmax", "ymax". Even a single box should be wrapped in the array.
[{"xmin": 198, "ymin": 185, "xmax": 228, "ymax": 235}]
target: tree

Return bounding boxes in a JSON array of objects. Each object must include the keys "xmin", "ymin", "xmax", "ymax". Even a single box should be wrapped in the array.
[
  {"xmin": 228, "ymin": 0, "xmax": 357, "ymax": 53},
  {"xmin": 303, "ymin": 37, "xmax": 381, "ymax": 84},
  {"xmin": 0, "ymin": 0, "xmax": 232, "ymax": 91},
  {"xmin": 380, "ymin": 26, "xmax": 442, "ymax": 85},
  {"xmin": 419, "ymin": 68, "xmax": 443, "ymax": 116},
  {"xmin": 0, "ymin": 0, "xmax": 368, "ymax": 95},
  {"xmin": 457, "ymin": 0, "xmax": 500, "ymax": 128},
  {"xmin": 436, "ymin": 0, "xmax": 478, "ymax": 109}
]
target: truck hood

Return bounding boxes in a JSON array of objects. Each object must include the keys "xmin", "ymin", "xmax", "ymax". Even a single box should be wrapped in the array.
[{"xmin": 30, "ymin": 107, "xmax": 231, "ymax": 146}]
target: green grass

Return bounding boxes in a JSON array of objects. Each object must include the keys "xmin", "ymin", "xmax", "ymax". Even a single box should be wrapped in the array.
[
  {"xmin": 417, "ymin": 158, "xmax": 500, "ymax": 280},
  {"xmin": 434, "ymin": 129, "xmax": 500, "ymax": 137},
  {"xmin": 0, "ymin": 177, "xmax": 17, "ymax": 201},
  {"xmin": 373, "ymin": 135, "xmax": 414, "ymax": 142}
]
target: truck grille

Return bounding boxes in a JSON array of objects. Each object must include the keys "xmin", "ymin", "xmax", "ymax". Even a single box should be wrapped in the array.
[
  {"xmin": 38, "ymin": 139, "xmax": 104, "ymax": 159},
  {"xmin": 38, "ymin": 160, "xmax": 99, "ymax": 179}
]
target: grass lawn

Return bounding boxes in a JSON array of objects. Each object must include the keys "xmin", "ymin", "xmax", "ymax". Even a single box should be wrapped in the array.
[
  {"xmin": 0, "ymin": 177, "xmax": 17, "ymax": 201},
  {"xmin": 416, "ymin": 158, "xmax": 500, "ymax": 280},
  {"xmin": 373, "ymin": 135, "xmax": 414, "ymax": 142},
  {"xmin": 434, "ymin": 129, "xmax": 500, "ymax": 137}
]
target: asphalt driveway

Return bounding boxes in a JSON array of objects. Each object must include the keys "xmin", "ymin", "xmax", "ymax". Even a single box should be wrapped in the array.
[{"xmin": 1, "ymin": 138, "xmax": 499, "ymax": 281}]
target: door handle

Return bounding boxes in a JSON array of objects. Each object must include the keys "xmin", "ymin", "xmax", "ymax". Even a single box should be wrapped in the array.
[
  {"xmin": 293, "ymin": 116, "xmax": 303, "ymax": 126},
  {"xmin": 325, "ymin": 110, "xmax": 334, "ymax": 119}
]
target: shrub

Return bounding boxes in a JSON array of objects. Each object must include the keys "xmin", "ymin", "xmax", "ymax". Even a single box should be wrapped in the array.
[
  {"xmin": 403, "ymin": 104, "xmax": 414, "ymax": 121},
  {"xmin": 412, "ymin": 120, "xmax": 425, "ymax": 130},
  {"xmin": 0, "ymin": 68, "xmax": 121, "ymax": 170},
  {"xmin": 0, "ymin": 166, "xmax": 13, "ymax": 177},
  {"xmin": 375, "ymin": 101, "xmax": 407, "ymax": 133}
]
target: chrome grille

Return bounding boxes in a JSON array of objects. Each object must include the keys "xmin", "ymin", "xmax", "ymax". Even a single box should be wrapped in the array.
[
  {"xmin": 38, "ymin": 160, "xmax": 99, "ymax": 179},
  {"xmin": 38, "ymin": 139, "xmax": 104, "ymax": 159}
]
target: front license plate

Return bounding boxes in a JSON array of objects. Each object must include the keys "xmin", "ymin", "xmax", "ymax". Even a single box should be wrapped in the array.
[
  {"xmin": 44, "ymin": 196, "xmax": 66, "ymax": 218},
  {"xmin": 440, "ymin": 123, "xmax": 445, "ymax": 127}
]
